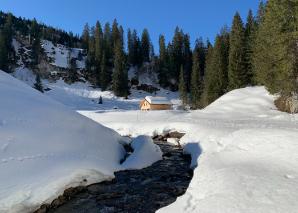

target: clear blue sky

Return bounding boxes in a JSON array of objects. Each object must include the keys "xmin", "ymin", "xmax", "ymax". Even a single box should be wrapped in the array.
[{"xmin": 0, "ymin": 0, "xmax": 260, "ymax": 49}]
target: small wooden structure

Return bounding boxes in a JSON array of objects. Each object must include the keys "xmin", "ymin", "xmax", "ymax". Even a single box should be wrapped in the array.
[{"xmin": 140, "ymin": 96, "xmax": 172, "ymax": 111}]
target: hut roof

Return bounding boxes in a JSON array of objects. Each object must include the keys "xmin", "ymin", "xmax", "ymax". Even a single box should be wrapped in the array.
[{"xmin": 145, "ymin": 96, "xmax": 172, "ymax": 105}]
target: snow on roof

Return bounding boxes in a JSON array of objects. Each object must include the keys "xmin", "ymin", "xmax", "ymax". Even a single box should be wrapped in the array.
[{"xmin": 145, "ymin": 96, "xmax": 172, "ymax": 105}]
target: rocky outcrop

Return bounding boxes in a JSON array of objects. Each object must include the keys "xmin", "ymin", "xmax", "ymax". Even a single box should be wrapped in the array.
[{"xmin": 274, "ymin": 95, "xmax": 298, "ymax": 114}]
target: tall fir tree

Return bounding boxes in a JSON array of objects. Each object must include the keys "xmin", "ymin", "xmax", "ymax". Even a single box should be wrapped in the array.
[
  {"xmin": 86, "ymin": 27, "xmax": 96, "ymax": 77},
  {"xmin": 179, "ymin": 66, "xmax": 188, "ymax": 106},
  {"xmin": 203, "ymin": 29, "xmax": 229, "ymax": 105},
  {"xmin": 103, "ymin": 22, "xmax": 112, "ymax": 65},
  {"xmin": 182, "ymin": 33, "xmax": 192, "ymax": 91},
  {"xmin": 112, "ymin": 40, "xmax": 128, "ymax": 97},
  {"xmin": 31, "ymin": 18, "xmax": 42, "ymax": 66},
  {"xmin": 253, "ymin": 0, "xmax": 298, "ymax": 95},
  {"xmin": 100, "ymin": 52, "xmax": 111, "ymax": 91},
  {"xmin": 244, "ymin": 9, "xmax": 257, "ymax": 85},
  {"xmin": 158, "ymin": 34, "xmax": 169, "ymax": 87},
  {"xmin": 141, "ymin": 29, "xmax": 151, "ymax": 63},
  {"xmin": 82, "ymin": 23, "xmax": 90, "ymax": 50},
  {"xmin": 94, "ymin": 21, "xmax": 103, "ymax": 85},
  {"xmin": 228, "ymin": 12, "xmax": 246, "ymax": 90},
  {"xmin": 0, "ymin": 30, "xmax": 8, "ymax": 71},
  {"xmin": 194, "ymin": 37, "xmax": 206, "ymax": 77},
  {"xmin": 190, "ymin": 50, "xmax": 202, "ymax": 109}
]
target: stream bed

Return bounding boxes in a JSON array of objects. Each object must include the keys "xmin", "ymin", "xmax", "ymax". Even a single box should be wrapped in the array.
[{"xmin": 35, "ymin": 136, "xmax": 193, "ymax": 213}]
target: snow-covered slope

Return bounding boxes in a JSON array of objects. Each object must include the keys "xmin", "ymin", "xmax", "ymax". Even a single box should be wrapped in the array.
[
  {"xmin": 44, "ymin": 78, "xmax": 179, "ymax": 111},
  {"xmin": 0, "ymin": 71, "xmax": 125, "ymax": 212},
  {"xmin": 42, "ymin": 40, "xmax": 86, "ymax": 69},
  {"xmin": 79, "ymin": 86, "xmax": 298, "ymax": 213}
]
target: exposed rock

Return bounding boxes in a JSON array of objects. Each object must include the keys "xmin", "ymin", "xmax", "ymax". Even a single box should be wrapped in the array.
[{"xmin": 275, "ymin": 95, "xmax": 298, "ymax": 114}]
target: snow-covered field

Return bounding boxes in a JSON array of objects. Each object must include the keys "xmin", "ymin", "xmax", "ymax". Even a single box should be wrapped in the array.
[
  {"xmin": 79, "ymin": 87, "xmax": 298, "ymax": 213},
  {"xmin": 2, "ymin": 66, "xmax": 298, "ymax": 213}
]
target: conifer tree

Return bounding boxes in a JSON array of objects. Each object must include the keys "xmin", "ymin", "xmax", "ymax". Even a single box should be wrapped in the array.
[
  {"xmin": 95, "ymin": 21, "xmax": 103, "ymax": 65},
  {"xmin": 100, "ymin": 52, "xmax": 110, "ymax": 91},
  {"xmin": 112, "ymin": 40, "xmax": 128, "ymax": 97},
  {"xmin": 194, "ymin": 37, "xmax": 206, "ymax": 77},
  {"xmin": 190, "ymin": 50, "xmax": 202, "ymax": 109},
  {"xmin": 103, "ymin": 23, "xmax": 112, "ymax": 64},
  {"xmin": 86, "ymin": 27, "xmax": 96, "ymax": 76},
  {"xmin": 0, "ymin": 13, "xmax": 13, "ymax": 71},
  {"xmin": 141, "ymin": 29, "xmax": 150, "ymax": 63},
  {"xmin": 228, "ymin": 12, "xmax": 246, "ymax": 90},
  {"xmin": 0, "ymin": 30, "xmax": 8, "ymax": 71},
  {"xmin": 128, "ymin": 29, "xmax": 141, "ymax": 66},
  {"xmin": 94, "ymin": 21, "xmax": 103, "ymax": 85},
  {"xmin": 253, "ymin": 0, "xmax": 298, "ymax": 95},
  {"xmin": 111, "ymin": 19, "xmax": 120, "ymax": 50},
  {"xmin": 158, "ymin": 34, "xmax": 169, "ymax": 87},
  {"xmin": 171, "ymin": 27, "xmax": 184, "ymax": 81},
  {"xmin": 182, "ymin": 34, "xmax": 192, "ymax": 91},
  {"xmin": 31, "ymin": 19, "xmax": 41, "ymax": 66},
  {"xmin": 244, "ymin": 10, "xmax": 257, "ymax": 85},
  {"xmin": 204, "ymin": 29, "xmax": 229, "ymax": 105},
  {"xmin": 179, "ymin": 66, "xmax": 188, "ymax": 106},
  {"xmin": 82, "ymin": 23, "xmax": 90, "ymax": 50}
]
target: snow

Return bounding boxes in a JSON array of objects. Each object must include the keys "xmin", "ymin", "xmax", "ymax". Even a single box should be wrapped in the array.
[
  {"xmin": 78, "ymin": 86, "xmax": 298, "ymax": 213},
  {"xmin": 43, "ymin": 78, "xmax": 179, "ymax": 111},
  {"xmin": 12, "ymin": 67, "xmax": 36, "ymax": 87},
  {"xmin": 121, "ymin": 136, "xmax": 163, "ymax": 170},
  {"xmin": 145, "ymin": 96, "xmax": 172, "ymax": 105},
  {"xmin": 0, "ymin": 71, "xmax": 125, "ymax": 212},
  {"xmin": 42, "ymin": 40, "xmax": 85, "ymax": 69}
]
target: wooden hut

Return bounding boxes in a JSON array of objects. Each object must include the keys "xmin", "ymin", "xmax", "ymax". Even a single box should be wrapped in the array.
[{"xmin": 140, "ymin": 96, "xmax": 172, "ymax": 111}]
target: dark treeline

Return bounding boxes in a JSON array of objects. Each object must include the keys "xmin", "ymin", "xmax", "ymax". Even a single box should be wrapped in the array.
[{"xmin": 0, "ymin": 0, "xmax": 297, "ymax": 106}]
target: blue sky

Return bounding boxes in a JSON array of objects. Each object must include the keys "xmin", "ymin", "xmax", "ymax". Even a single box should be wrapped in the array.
[{"xmin": 0, "ymin": 0, "xmax": 260, "ymax": 49}]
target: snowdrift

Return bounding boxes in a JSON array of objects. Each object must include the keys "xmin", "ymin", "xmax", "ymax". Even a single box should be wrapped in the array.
[{"xmin": 0, "ymin": 71, "xmax": 125, "ymax": 212}]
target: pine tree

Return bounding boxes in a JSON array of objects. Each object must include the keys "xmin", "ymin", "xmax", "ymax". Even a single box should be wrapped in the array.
[
  {"xmin": 86, "ymin": 27, "xmax": 95, "ymax": 76},
  {"xmin": 179, "ymin": 66, "xmax": 188, "ymax": 106},
  {"xmin": 112, "ymin": 40, "xmax": 128, "ymax": 97},
  {"xmin": 0, "ymin": 30, "xmax": 8, "ymax": 71},
  {"xmin": 31, "ymin": 19, "xmax": 41, "ymax": 66},
  {"xmin": 203, "ymin": 29, "xmax": 229, "ymax": 105},
  {"xmin": 256, "ymin": 1, "xmax": 266, "ymax": 25},
  {"xmin": 34, "ymin": 74, "xmax": 44, "ymax": 93},
  {"xmin": 190, "ymin": 50, "xmax": 202, "ymax": 109},
  {"xmin": 171, "ymin": 27, "xmax": 184, "ymax": 82},
  {"xmin": 228, "ymin": 12, "xmax": 246, "ymax": 90},
  {"xmin": 141, "ymin": 29, "xmax": 150, "ymax": 63},
  {"xmin": 244, "ymin": 10, "xmax": 257, "ymax": 85},
  {"xmin": 158, "ymin": 34, "xmax": 169, "ymax": 87},
  {"xmin": 94, "ymin": 21, "xmax": 103, "ymax": 85},
  {"xmin": 82, "ymin": 23, "xmax": 90, "ymax": 50},
  {"xmin": 128, "ymin": 29, "xmax": 141, "ymax": 66},
  {"xmin": 182, "ymin": 33, "xmax": 192, "ymax": 91},
  {"xmin": 111, "ymin": 19, "xmax": 120, "ymax": 50},
  {"xmin": 103, "ymin": 22, "xmax": 112, "ymax": 64},
  {"xmin": 100, "ymin": 52, "xmax": 110, "ymax": 91},
  {"xmin": 253, "ymin": 0, "xmax": 298, "ymax": 95},
  {"xmin": 0, "ymin": 13, "xmax": 13, "ymax": 71},
  {"xmin": 194, "ymin": 37, "xmax": 206, "ymax": 77}
]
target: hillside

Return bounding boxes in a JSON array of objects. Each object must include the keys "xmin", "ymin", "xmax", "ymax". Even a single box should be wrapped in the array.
[{"xmin": 0, "ymin": 71, "xmax": 125, "ymax": 212}]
